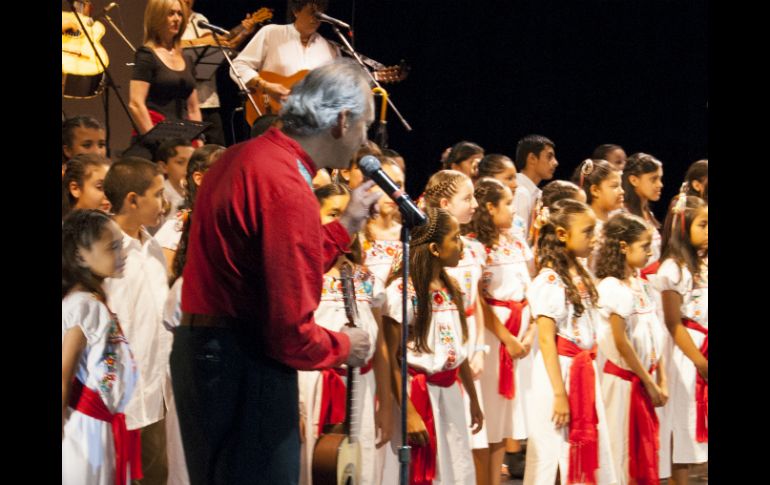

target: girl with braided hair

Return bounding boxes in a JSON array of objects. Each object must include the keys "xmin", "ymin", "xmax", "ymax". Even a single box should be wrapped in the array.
[
  {"xmin": 462, "ymin": 177, "xmax": 535, "ymax": 482},
  {"xmin": 594, "ymin": 212, "xmax": 668, "ymax": 485},
  {"xmin": 382, "ymin": 207, "xmax": 484, "ymax": 485},
  {"xmin": 647, "ymin": 195, "xmax": 708, "ymax": 484},
  {"xmin": 422, "ymin": 170, "xmax": 494, "ymax": 482},
  {"xmin": 524, "ymin": 199, "xmax": 617, "ymax": 485},
  {"xmin": 571, "ymin": 159, "xmax": 625, "ymax": 273}
]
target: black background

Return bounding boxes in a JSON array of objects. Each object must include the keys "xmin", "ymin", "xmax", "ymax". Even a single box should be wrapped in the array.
[{"xmin": 200, "ymin": 0, "xmax": 707, "ymax": 220}]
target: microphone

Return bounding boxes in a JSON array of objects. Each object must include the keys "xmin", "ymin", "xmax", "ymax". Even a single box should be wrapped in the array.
[
  {"xmin": 359, "ymin": 156, "xmax": 427, "ymax": 227},
  {"xmin": 197, "ymin": 19, "xmax": 231, "ymax": 37},
  {"xmin": 314, "ymin": 12, "xmax": 351, "ymax": 30}
]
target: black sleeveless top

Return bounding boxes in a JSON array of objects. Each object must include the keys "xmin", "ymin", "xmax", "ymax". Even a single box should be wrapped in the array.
[{"xmin": 132, "ymin": 46, "xmax": 196, "ymax": 121}]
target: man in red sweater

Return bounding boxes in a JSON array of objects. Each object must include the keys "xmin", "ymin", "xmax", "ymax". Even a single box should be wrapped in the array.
[{"xmin": 170, "ymin": 59, "xmax": 379, "ymax": 484}]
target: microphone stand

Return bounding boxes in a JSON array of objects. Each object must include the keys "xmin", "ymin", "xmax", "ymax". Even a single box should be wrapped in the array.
[
  {"xmin": 328, "ymin": 25, "xmax": 412, "ymax": 132},
  {"xmin": 64, "ymin": 0, "xmax": 141, "ymax": 145},
  {"xmin": 101, "ymin": 10, "xmax": 136, "ymax": 53},
  {"xmin": 398, "ymin": 223, "xmax": 412, "ymax": 485},
  {"xmin": 210, "ymin": 30, "xmax": 261, "ymax": 139}
]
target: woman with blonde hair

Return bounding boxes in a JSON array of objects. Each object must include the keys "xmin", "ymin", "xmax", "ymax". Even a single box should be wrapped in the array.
[{"xmin": 129, "ymin": 0, "xmax": 202, "ymax": 154}]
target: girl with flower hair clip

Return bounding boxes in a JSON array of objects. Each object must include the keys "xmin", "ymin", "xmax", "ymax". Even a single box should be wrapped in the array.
[
  {"xmin": 462, "ymin": 177, "xmax": 537, "ymax": 482},
  {"xmin": 524, "ymin": 198, "xmax": 617, "ymax": 485},
  {"xmin": 647, "ymin": 192, "xmax": 708, "ymax": 484},
  {"xmin": 382, "ymin": 207, "xmax": 484, "ymax": 484},
  {"xmin": 571, "ymin": 159, "xmax": 625, "ymax": 274},
  {"xmin": 594, "ymin": 212, "xmax": 668, "ymax": 485}
]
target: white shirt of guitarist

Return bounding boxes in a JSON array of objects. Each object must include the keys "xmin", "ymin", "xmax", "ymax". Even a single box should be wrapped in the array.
[{"xmin": 230, "ymin": 23, "xmax": 338, "ymax": 85}]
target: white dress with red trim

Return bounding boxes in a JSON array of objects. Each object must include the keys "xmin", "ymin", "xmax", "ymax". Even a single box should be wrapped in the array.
[
  {"xmin": 523, "ymin": 269, "xmax": 617, "ymax": 485},
  {"xmin": 648, "ymin": 259, "xmax": 708, "ymax": 471},
  {"xmin": 479, "ymin": 233, "xmax": 534, "ymax": 443},
  {"xmin": 62, "ymin": 291, "xmax": 139, "ymax": 485},
  {"xmin": 362, "ymin": 238, "xmax": 402, "ymax": 310},
  {"xmin": 383, "ymin": 277, "xmax": 476, "ymax": 485},
  {"xmin": 597, "ymin": 276, "xmax": 665, "ymax": 484},
  {"xmin": 298, "ymin": 266, "xmax": 380, "ymax": 485},
  {"xmin": 446, "ymin": 235, "xmax": 489, "ymax": 449}
]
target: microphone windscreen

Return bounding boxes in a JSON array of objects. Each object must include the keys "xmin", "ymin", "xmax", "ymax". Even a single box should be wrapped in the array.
[{"xmin": 358, "ymin": 155, "xmax": 381, "ymax": 177}]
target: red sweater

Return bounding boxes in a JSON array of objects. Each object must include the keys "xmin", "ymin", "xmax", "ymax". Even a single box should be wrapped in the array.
[{"xmin": 181, "ymin": 128, "xmax": 352, "ymax": 370}]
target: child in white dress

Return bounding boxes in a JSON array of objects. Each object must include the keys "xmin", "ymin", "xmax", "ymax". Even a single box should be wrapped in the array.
[
  {"xmin": 62, "ymin": 209, "xmax": 140, "ymax": 485},
  {"xmin": 595, "ymin": 213, "xmax": 668, "ymax": 484},
  {"xmin": 524, "ymin": 199, "xmax": 617, "ymax": 485}
]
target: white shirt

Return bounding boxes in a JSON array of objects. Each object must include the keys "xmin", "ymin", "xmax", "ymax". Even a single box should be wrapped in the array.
[
  {"xmin": 230, "ymin": 23, "xmax": 338, "ymax": 85},
  {"xmin": 103, "ymin": 228, "xmax": 171, "ymax": 430},
  {"xmin": 182, "ymin": 12, "xmax": 220, "ymax": 109},
  {"xmin": 164, "ymin": 179, "xmax": 185, "ymax": 219},
  {"xmin": 513, "ymin": 172, "xmax": 541, "ymax": 237}
]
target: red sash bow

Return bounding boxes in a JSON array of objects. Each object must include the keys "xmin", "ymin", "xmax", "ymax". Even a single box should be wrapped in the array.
[
  {"xmin": 603, "ymin": 360, "xmax": 660, "ymax": 485},
  {"xmin": 317, "ymin": 359, "xmax": 373, "ymax": 435},
  {"xmin": 682, "ymin": 318, "xmax": 708, "ymax": 442},
  {"xmin": 69, "ymin": 379, "xmax": 143, "ymax": 485},
  {"xmin": 556, "ymin": 336, "xmax": 599, "ymax": 485},
  {"xmin": 407, "ymin": 366, "xmax": 460, "ymax": 485},
  {"xmin": 486, "ymin": 298, "xmax": 527, "ymax": 399}
]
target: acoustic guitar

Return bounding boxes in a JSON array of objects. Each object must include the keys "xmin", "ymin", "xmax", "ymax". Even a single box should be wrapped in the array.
[
  {"xmin": 312, "ymin": 262, "xmax": 362, "ymax": 485},
  {"xmin": 245, "ymin": 62, "xmax": 408, "ymax": 127},
  {"xmin": 180, "ymin": 7, "xmax": 273, "ymax": 49},
  {"xmin": 62, "ymin": 0, "xmax": 109, "ymax": 99}
]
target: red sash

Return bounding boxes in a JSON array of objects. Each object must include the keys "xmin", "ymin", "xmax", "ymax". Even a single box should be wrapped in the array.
[
  {"xmin": 317, "ymin": 359, "xmax": 373, "ymax": 436},
  {"xmin": 407, "ymin": 366, "xmax": 460, "ymax": 485},
  {"xmin": 556, "ymin": 336, "xmax": 599, "ymax": 485},
  {"xmin": 131, "ymin": 109, "xmax": 166, "ymax": 136},
  {"xmin": 640, "ymin": 260, "xmax": 661, "ymax": 281},
  {"xmin": 486, "ymin": 298, "xmax": 527, "ymax": 399},
  {"xmin": 603, "ymin": 360, "xmax": 660, "ymax": 485},
  {"xmin": 69, "ymin": 379, "xmax": 143, "ymax": 485},
  {"xmin": 682, "ymin": 318, "xmax": 708, "ymax": 443},
  {"xmin": 465, "ymin": 305, "xmax": 475, "ymax": 318}
]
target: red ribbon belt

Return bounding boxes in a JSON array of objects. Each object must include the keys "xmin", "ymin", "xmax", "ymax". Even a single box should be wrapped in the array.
[
  {"xmin": 131, "ymin": 109, "xmax": 165, "ymax": 136},
  {"xmin": 317, "ymin": 359, "xmax": 373, "ymax": 436},
  {"xmin": 465, "ymin": 305, "xmax": 475, "ymax": 318},
  {"xmin": 603, "ymin": 360, "xmax": 660, "ymax": 485},
  {"xmin": 486, "ymin": 298, "xmax": 527, "ymax": 399},
  {"xmin": 407, "ymin": 366, "xmax": 460, "ymax": 485},
  {"xmin": 69, "ymin": 379, "xmax": 143, "ymax": 485},
  {"xmin": 556, "ymin": 335, "xmax": 599, "ymax": 485},
  {"xmin": 682, "ymin": 318, "xmax": 708, "ymax": 443}
]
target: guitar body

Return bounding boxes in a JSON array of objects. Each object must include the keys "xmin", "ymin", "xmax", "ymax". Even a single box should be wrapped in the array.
[
  {"xmin": 62, "ymin": 11, "xmax": 110, "ymax": 98},
  {"xmin": 312, "ymin": 433, "xmax": 361, "ymax": 485},
  {"xmin": 245, "ymin": 70, "xmax": 309, "ymax": 126}
]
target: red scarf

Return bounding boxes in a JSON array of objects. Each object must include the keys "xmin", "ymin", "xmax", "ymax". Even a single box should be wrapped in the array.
[
  {"xmin": 407, "ymin": 366, "xmax": 460, "ymax": 485},
  {"xmin": 556, "ymin": 336, "xmax": 599, "ymax": 485},
  {"xmin": 69, "ymin": 379, "xmax": 143, "ymax": 485},
  {"xmin": 603, "ymin": 360, "xmax": 660, "ymax": 485},
  {"xmin": 640, "ymin": 260, "xmax": 661, "ymax": 281},
  {"xmin": 317, "ymin": 359, "xmax": 373, "ymax": 436},
  {"xmin": 682, "ymin": 318, "xmax": 708, "ymax": 442},
  {"xmin": 485, "ymin": 298, "xmax": 528, "ymax": 399}
]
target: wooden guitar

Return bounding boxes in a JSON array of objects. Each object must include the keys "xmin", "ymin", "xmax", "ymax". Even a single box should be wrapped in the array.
[
  {"xmin": 181, "ymin": 7, "xmax": 273, "ymax": 49},
  {"xmin": 62, "ymin": 1, "xmax": 109, "ymax": 99},
  {"xmin": 312, "ymin": 263, "xmax": 362, "ymax": 485},
  {"xmin": 245, "ymin": 62, "xmax": 409, "ymax": 126}
]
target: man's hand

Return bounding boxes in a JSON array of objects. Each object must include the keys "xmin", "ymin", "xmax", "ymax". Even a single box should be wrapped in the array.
[
  {"xmin": 338, "ymin": 180, "xmax": 381, "ymax": 235},
  {"xmin": 340, "ymin": 326, "xmax": 372, "ymax": 367}
]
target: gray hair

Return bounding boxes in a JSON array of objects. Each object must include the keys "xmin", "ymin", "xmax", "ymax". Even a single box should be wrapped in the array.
[{"xmin": 280, "ymin": 59, "xmax": 372, "ymax": 137}]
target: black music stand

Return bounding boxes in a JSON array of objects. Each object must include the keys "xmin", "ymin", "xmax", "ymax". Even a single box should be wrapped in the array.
[{"xmin": 122, "ymin": 120, "xmax": 211, "ymax": 159}]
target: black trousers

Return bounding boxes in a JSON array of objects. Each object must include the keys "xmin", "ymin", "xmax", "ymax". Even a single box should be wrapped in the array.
[{"xmin": 170, "ymin": 325, "xmax": 300, "ymax": 485}]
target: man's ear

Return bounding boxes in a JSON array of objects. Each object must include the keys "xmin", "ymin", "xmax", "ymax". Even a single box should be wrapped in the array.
[{"xmin": 331, "ymin": 110, "xmax": 350, "ymax": 139}]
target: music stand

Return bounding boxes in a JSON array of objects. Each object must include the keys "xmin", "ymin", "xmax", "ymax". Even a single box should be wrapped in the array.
[
  {"xmin": 122, "ymin": 120, "xmax": 211, "ymax": 159},
  {"xmin": 183, "ymin": 45, "xmax": 231, "ymax": 83}
]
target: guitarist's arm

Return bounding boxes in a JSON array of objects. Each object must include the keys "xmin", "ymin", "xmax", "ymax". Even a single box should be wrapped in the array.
[
  {"xmin": 382, "ymin": 315, "xmax": 430, "ymax": 447},
  {"xmin": 231, "ymin": 28, "xmax": 290, "ymax": 101},
  {"xmin": 128, "ymin": 80, "xmax": 155, "ymax": 135}
]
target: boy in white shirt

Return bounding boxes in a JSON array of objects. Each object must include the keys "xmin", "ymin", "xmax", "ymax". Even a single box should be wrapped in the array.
[
  {"xmin": 512, "ymin": 134, "xmax": 559, "ymax": 239},
  {"xmin": 103, "ymin": 157, "xmax": 171, "ymax": 484}
]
